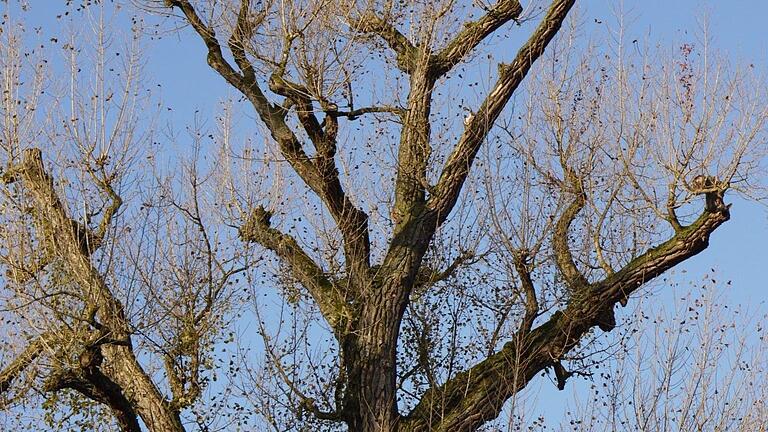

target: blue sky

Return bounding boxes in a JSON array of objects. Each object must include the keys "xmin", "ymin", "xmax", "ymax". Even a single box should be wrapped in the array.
[{"xmin": 14, "ymin": 0, "xmax": 768, "ymax": 428}]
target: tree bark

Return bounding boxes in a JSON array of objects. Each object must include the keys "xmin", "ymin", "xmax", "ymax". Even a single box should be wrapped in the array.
[{"xmin": 5, "ymin": 149, "xmax": 185, "ymax": 432}]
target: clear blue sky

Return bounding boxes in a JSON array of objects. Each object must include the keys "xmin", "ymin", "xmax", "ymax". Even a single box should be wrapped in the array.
[{"xmin": 16, "ymin": 0, "xmax": 768, "ymax": 428}]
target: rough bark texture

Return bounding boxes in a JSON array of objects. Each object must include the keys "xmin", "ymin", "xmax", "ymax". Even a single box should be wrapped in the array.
[{"xmin": 2, "ymin": 149, "xmax": 184, "ymax": 432}]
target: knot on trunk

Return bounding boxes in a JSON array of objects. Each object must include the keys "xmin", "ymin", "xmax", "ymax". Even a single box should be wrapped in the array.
[
  {"xmin": 689, "ymin": 175, "xmax": 729, "ymax": 212},
  {"xmin": 79, "ymin": 346, "xmax": 104, "ymax": 373},
  {"xmin": 239, "ymin": 205, "xmax": 273, "ymax": 241},
  {"xmin": 595, "ymin": 305, "xmax": 616, "ymax": 332}
]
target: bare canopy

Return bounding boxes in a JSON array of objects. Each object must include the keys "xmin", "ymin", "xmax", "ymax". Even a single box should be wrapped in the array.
[{"xmin": 0, "ymin": 1, "xmax": 766, "ymax": 431}]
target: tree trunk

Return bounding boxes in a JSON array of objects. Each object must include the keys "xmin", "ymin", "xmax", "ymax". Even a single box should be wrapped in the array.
[
  {"xmin": 343, "ymin": 213, "xmax": 436, "ymax": 431},
  {"xmin": 104, "ymin": 346, "xmax": 185, "ymax": 432},
  {"xmin": 342, "ymin": 278, "xmax": 410, "ymax": 431}
]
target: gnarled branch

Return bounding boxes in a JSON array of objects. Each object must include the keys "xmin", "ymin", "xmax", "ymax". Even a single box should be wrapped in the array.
[
  {"xmin": 239, "ymin": 206, "xmax": 349, "ymax": 332},
  {"xmin": 552, "ymin": 173, "xmax": 590, "ymax": 292},
  {"xmin": 0, "ymin": 333, "xmax": 51, "ymax": 400},
  {"xmin": 6, "ymin": 148, "xmax": 184, "ymax": 432},
  {"xmin": 352, "ymin": 13, "xmax": 417, "ymax": 72},
  {"xmin": 404, "ymin": 192, "xmax": 730, "ymax": 431},
  {"xmin": 174, "ymin": 0, "xmax": 372, "ymax": 282}
]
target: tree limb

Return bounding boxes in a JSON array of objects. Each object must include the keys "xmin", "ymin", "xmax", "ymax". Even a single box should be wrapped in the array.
[
  {"xmin": 413, "ymin": 250, "xmax": 475, "ymax": 295},
  {"xmin": 228, "ymin": 0, "xmax": 257, "ymax": 83},
  {"xmin": 430, "ymin": 0, "xmax": 523, "ymax": 77},
  {"xmin": 552, "ymin": 361, "xmax": 572, "ymax": 391},
  {"xmin": 0, "ymin": 333, "xmax": 51, "ymax": 400},
  {"xmin": 239, "ymin": 206, "xmax": 349, "ymax": 332},
  {"xmin": 552, "ymin": 172, "xmax": 590, "ymax": 291},
  {"xmin": 352, "ymin": 12, "xmax": 417, "ymax": 72},
  {"xmin": 5, "ymin": 149, "xmax": 128, "ymax": 332},
  {"xmin": 327, "ymin": 105, "xmax": 406, "ymax": 120},
  {"xmin": 6, "ymin": 148, "xmax": 184, "ymax": 432},
  {"xmin": 1, "ymin": 159, "xmax": 105, "ymax": 285},
  {"xmin": 404, "ymin": 192, "xmax": 730, "ymax": 431},
  {"xmin": 44, "ymin": 364, "xmax": 142, "ymax": 432},
  {"xmin": 173, "ymin": 0, "xmax": 372, "ymax": 282},
  {"xmin": 512, "ymin": 250, "xmax": 539, "ymax": 334},
  {"xmin": 428, "ymin": 0, "xmax": 576, "ymax": 226}
]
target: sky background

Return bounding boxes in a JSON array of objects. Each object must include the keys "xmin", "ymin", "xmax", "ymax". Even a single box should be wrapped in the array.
[{"xmin": 14, "ymin": 0, "xmax": 768, "ymax": 428}]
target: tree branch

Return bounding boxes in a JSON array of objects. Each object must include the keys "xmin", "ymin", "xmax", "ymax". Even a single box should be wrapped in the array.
[
  {"xmin": 327, "ymin": 105, "xmax": 406, "ymax": 120},
  {"xmin": 353, "ymin": 13, "xmax": 417, "ymax": 72},
  {"xmin": 512, "ymin": 250, "xmax": 539, "ymax": 334},
  {"xmin": 239, "ymin": 206, "xmax": 349, "ymax": 332},
  {"xmin": 4, "ymin": 149, "xmax": 128, "ymax": 332},
  {"xmin": 227, "ymin": 0, "xmax": 257, "ymax": 83},
  {"xmin": 173, "ymin": 0, "xmax": 372, "ymax": 281},
  {"xmin": 552, "ymin": 361, "xmax": 572, "ymax": 391},
  {"xmin": 428, "ymin": 0, "xmax": 576, "ymax": 226},
  {"xmin": 5, "ymin": 148, "xmax": 184, "ymax": 431},
  {"xmin": 430, "ymin": 0, "xmax": 523, "ymax": 77},
  {"xmin": 0, "ymin": 333, "xmax": 51, "ymax": 400},
  {"xmin": 404, "ymin": 192, "xmax": 730, "ymax": 431},
  {"xmin": 44, "ymin": 364, "xmax": 142, "ymax": 432},
  {"xmin": 552, "ymin": 172, "xmax": 590, "ymax": 292},
  {"xmin": 412, "ymin": 250, "xmax": 476, "ymax": 297}
]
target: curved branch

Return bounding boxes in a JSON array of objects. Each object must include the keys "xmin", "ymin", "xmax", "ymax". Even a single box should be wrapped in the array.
[
  {"xmin": 352, "ymin": 13, "xmax": 417, "ymax": 72},
  {"xmin": 44, "ymin": 365, "xmax": 142, "ymax": 432},
  {"xmin": 552, "ymin": 175, "xmax": 590, "ymax": 291},
  {"xmin": 0, "ymin": 333, "xmax": 51, "ymax": 400},
  {"xmin": 513, "ymin": 250, "xmax": 539, "ymax": 334},
  {"xmin": 239, "ymin": 206, "xmax": 349, "ymax": 332},
  {"xmin": 6, "ymin": 148, "xmax": 184, "ymax": 432},
  {"xmin": 430, "ymin": 0, "xmax": 523, "ymax": 77},
  {"xmin": 404, "ymin": 193, "xmax": 730, "ymax": 431},
  {"xmin": 174, "ymin": 0, "xmax": 372, "ymax": 280}
]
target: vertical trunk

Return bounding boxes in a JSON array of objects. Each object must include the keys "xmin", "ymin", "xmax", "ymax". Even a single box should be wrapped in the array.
[
  {"xmin": 343, "ymin": 277, "xmax": 410, "ymax": 431},
  {"xmin": 342, "ymin": 320, "xmax": 400, "ymax": 431},
  {"xmin": 343, "ymin": 213, "xmax": 437, "ymax": 431}
]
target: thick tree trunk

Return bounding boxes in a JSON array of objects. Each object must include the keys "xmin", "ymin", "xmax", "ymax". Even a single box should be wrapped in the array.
[
  {"xmin": 342, "ymin": 330, "xmax": 400, "ymax": 431},
  {"xmin": 104, "ymin": 347, "xmax": 185, "ymax": 432},
  {"xmin": 342, "ymin": 211, "xmax": 437, "ymax": 431},
  {"xmin": 342, "ymin": 275, "xmax": 413, "ymax": 431}
]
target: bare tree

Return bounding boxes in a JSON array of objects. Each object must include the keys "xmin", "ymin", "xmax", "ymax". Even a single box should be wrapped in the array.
[{"xmin": 0, "ymin": 0, "xmax": 766, "ymax": 431}]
